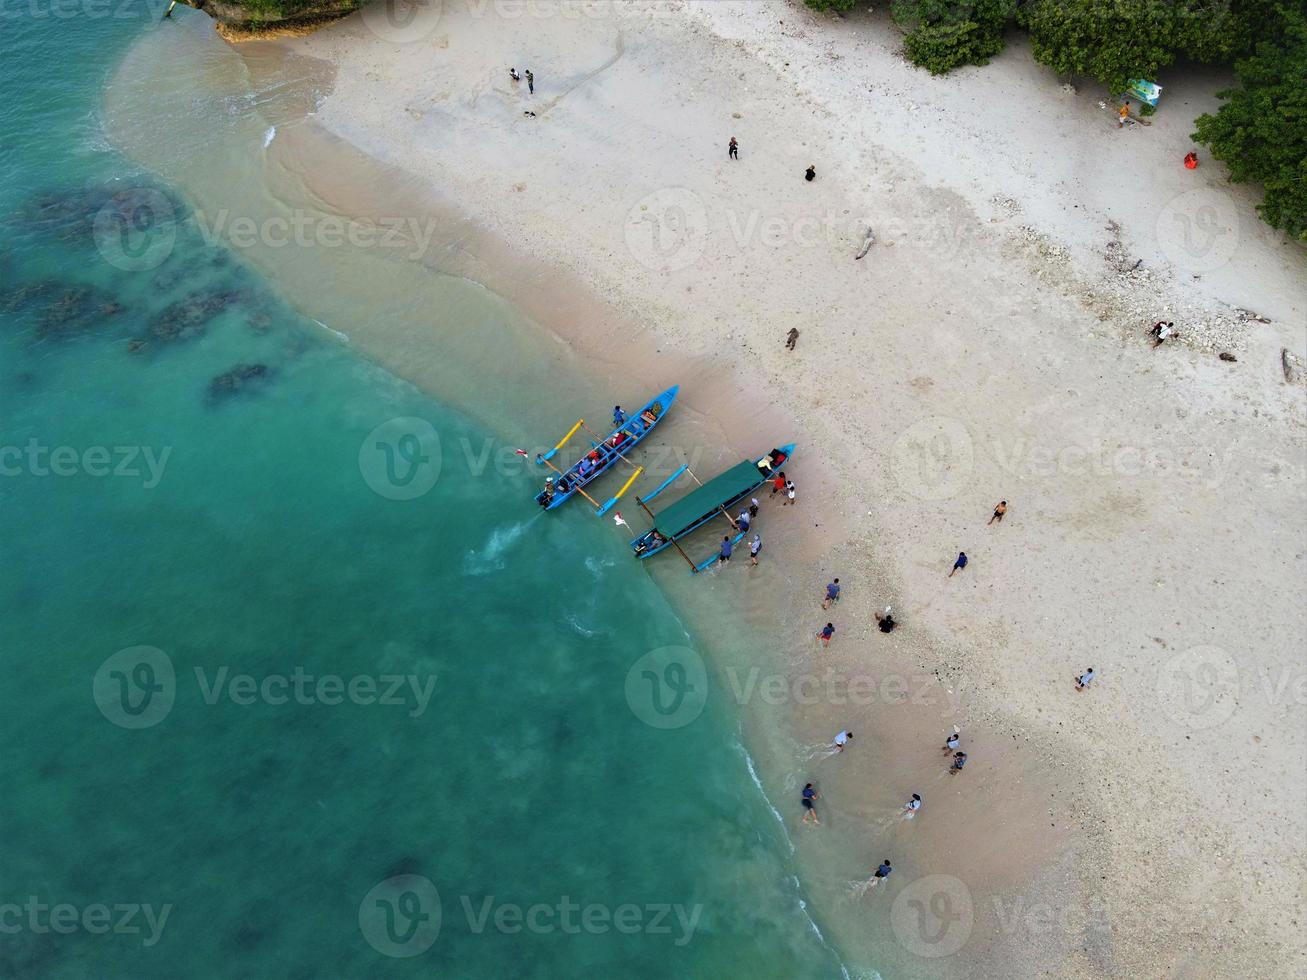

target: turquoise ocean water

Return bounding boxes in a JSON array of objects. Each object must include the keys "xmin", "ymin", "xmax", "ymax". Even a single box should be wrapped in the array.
[{"xmin": 0, "ymin": 6, "xmax": 850, "ymax": 977}]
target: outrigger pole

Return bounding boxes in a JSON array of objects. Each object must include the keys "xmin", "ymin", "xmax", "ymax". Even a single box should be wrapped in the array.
[
  {"xmin": 538, "ymin": 419, "xmax": 585, "ymax": 463},
  {"xmin": 636, "ymin": 493, "xmax": 699, "ymax": 573},
  {"xmin": 537, "ymin": 454, "xmax": 604, "ymax": 510}
]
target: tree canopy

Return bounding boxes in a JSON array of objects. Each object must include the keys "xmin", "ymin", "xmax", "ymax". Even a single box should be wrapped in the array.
[{"xmin": 1192, "ymin": 3, "xmax": 1307, "ymax": 241}]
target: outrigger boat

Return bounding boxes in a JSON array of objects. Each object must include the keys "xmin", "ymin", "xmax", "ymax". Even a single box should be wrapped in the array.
[
  {"xmin": 534, "ymin": 385, "xmax": 679, "ymax": 515},
  {"xmin": 629, "ymin": 444, "xmax": 795, "ymax": 572}
]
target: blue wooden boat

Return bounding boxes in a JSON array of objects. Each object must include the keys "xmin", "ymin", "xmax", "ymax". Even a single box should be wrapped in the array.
[
  {"xmin": 534, "ymin": 386, "xmax": 679, "ymax": 515},
  {"xmin": 629, "ymin": 444, "xmax": 795, "ymax": 571}
]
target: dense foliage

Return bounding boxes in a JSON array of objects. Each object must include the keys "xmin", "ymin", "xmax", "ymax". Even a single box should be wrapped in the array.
[
  {"xmin": 891, "ymin": 1, "xmax": 1016, "ymax": 74},
  {"xmin": 803, "ymin": 0, "xmax": 858, "ymax": 12},
  {"xmin": 1021, "ymin": 0, "xmax": 1246, "ymax": 93},
  {"xmin": 1193, "ymin": 4, "xmax": 1307, "ymax": 241}
]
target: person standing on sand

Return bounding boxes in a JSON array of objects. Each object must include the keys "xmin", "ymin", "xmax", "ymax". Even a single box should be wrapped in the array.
[
  {"xmin": 748, "ymin": 498, "xmax": 760, "ymax": 520},
  {"xmin": 749, "ymin": 534, "xmax": 762, "ymax": 565},
  {"xmin": 949, "ymin": 551, "xmax": 968, "ymax": 577},
  {"xmin": 1118, "ymin": 102, "xmax": 1129, "ymax": 128},
  {"xmin": 784, "ymin": 480, "xmax": 797, "ymax": 505},
  {"xmin": 950, "ymin": 751, "xmax": 967, "ymax": 774},
  {"xmin": 718, "ymin": 536, "xmax": 732, "ymax": 565},
  {"xmin": 736, "ymin": 509, "xmax": 751, "ymax": 533},
  {"xmin": 772, "ymin": 470, "xmax": 787, "ymax": 495},
  {"xmin": 728, "ymin": 136, "xmax": 738, "ymax": 160},
  {"xmin": 833, "ymin": 730, "xmax": 853, "ymax": 751},
  {"xmin": 524, "ymin": 69, "xmax": 534, "ymax": 94},
  {"xmin": 1152, "ymin": 321, "xmax": 1178, "ymax": 348},
  {"xmin": 817, "ymin": 622, "xmax": 835, "ymax": 647},
  {"xmin": 1075, "ymin": 667, "xmax": 1096, "ymax": 690},
  {"xmin": 822, "ymin": 579, "xmax": 841, "ymax": 610},
  {"xmin": 943, "ymin": 730, "xmax": 960, "ymax": 753},
  {"xmin": 801, "ymin": 783, "xmax": 820, "ymax": 824},
  {"xmin": 786, "ymin": 327, "xmax": 799, "ymax": 350},
  {"xmin": 805, "ymin": 165, "xmax": 816, "ymax": 182},
  {"xmin": 988, "ymin": 501, "xmax": 1007, "ymax": 525},
  {"xmin": 902, "ymin": 793, "xmax": 922, "ymax": 820}
]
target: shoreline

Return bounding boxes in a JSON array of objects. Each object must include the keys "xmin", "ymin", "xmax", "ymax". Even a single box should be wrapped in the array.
[{"xmin": 112, "ymin": 2, "xmax": 1306, "ymax": 976}]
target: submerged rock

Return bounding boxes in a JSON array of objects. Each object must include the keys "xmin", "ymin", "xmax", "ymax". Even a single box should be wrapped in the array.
[
  {"xmin": 149, "ymin": 288, "xmax": 246, "ymax": 342},
  {"xmin": 13, "ymin": 183, "xmax": 181, "ymax": 247},
  {"xmin": 1, "ymin": 280, "xmax": 56, "ymax": 313},
  {"xmin": 209, "ymin": 362, "xmax": 272, "ymax": 400},
  {"xmin": 34, "ymin": 284, "xmax": 125, "ymax": 339}
]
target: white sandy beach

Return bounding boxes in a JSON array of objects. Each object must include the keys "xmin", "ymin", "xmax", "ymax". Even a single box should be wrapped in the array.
[{"xmin": 145, "ymin": 1, "xmax": 1306, "ymax": 975}]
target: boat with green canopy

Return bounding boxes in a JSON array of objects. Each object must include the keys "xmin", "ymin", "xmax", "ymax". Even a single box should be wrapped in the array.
[{"xmin": 628, "ymin": 444, "xmax": 795, "ymax": 572}]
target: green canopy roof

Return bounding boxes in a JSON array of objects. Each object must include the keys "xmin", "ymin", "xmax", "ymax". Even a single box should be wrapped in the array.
[{"xmin": 654, "ymin": 460, "xmax": 762, "ymax": 537}]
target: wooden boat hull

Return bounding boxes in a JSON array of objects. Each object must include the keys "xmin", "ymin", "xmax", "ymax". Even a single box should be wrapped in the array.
[
  {"xmin": 630, "ymin": 444, "xmax": 795, "ymax": 560},
  {"xmin": 534, "ymin": 386, "xmax": 679, "ymax": 511}
]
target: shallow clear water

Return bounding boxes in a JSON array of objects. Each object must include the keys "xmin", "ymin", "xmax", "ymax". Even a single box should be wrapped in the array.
[{"xmin": 0, "ymin": 5, "xmax": 848, "ymax": 977}]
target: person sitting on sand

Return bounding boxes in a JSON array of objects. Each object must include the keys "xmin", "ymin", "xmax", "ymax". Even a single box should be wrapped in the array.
[
  {"xmin": 834, "ymin": 730, "xmax": 853, "ymax": 751},
  {"xmin": 943, "ymin": 730, "xmax": 960, "ymax": 753},
  {"xmin": 1075, "ymin": 667, "xmax": 1096, "ymax": 690},
  {"xmin": 902, "ymin": 794, "xmax": 922, "ymax": 820},
  {"xmin": 949, "ymin": 751, "xmax": 968, "ymax": 774},
  {"xmin": 509, "ymin": 68, "xmax": 520, "ymax": 81},
  {"xmin": 876, "ymin": 610, "xmax": 896, "ymax": 633},
  {"xmin": 805, "ymin": 165, "xmax": 816, "ymax": 182}
]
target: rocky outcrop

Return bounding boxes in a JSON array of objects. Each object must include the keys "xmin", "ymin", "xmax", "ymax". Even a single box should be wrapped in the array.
[{"xmin": 182, "ymin": 0, "xmax": 362, "ymax": 37}]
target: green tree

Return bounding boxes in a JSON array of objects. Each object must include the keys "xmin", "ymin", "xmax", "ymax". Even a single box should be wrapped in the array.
[
  {"xmin": 804, "ymin": 0, "xmax": 858, "ymax": 12},
  {"xmin": 1193, "ymin": 4, "xmax": 1307, "ymax": 241},
  {"xmin": 1021, "ymin": 0, "xmax": 1245, "ymax": 93},
  {"xmin": 891, "ymin": 1, "xmax": 1018, "ymax": 74}
]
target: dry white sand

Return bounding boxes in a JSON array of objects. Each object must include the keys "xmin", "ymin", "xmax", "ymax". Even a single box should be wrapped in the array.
[{"xmin": 243, "ymin": 1, "xmax": 1306, "ymax": 975}]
